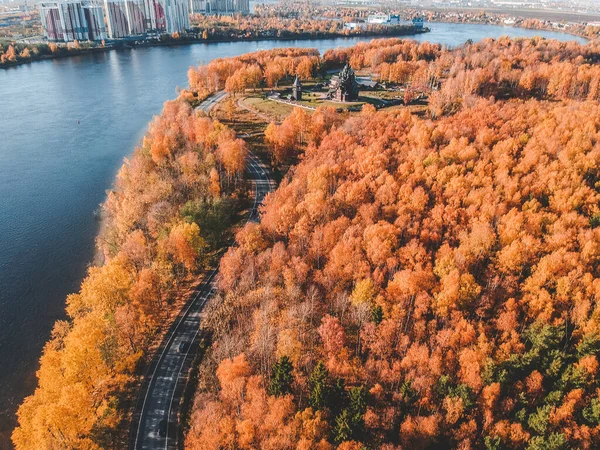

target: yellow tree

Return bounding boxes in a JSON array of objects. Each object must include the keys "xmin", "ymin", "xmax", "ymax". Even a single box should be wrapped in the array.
[
  {"xmin": 167, "ymin": 221, "xmax": 207, "ymax": 272},
  {"xmin": 217, "ymin": 137, "xmax": 248, "ymax": 184}
]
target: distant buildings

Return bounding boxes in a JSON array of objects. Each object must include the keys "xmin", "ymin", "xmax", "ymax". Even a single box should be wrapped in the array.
[
  {"xmin": 102, "ymin": 0, "xmax": 128, "ymax": 38},
  {"xmin": 366, "ymin": 14, "xmax": 425, "ymax": 28},
  {"xmin": 40, "ymin": 0, "xmax": 190, "ymax": 42},
  {"xmin": 85, "ymin": 4, "xmax": 107, "ymax": 39},
  {"xmin": 39, "ymin": 1, "xmax": 107, "ymax": 41},
  {"xmin": 343, "ymin": 21, "xmax": 366, "ymax": 30},
  {"xmin": 347, "ymin": 14, "xmax": 424, "ymax": 30},
  {"xmin": 189, "ymin": 0, "xmax": 249, "ymax": 15},
  {"xmin": 412, "ymin": 17, "xmax": 424, "ymax": 28},
  {"xmin": 103, "ymin": 0, "xmax": 189, "ymax": 38},
  {"xmin": 367, "ymin": 14, "xmax": 400, "ymax": 25}
]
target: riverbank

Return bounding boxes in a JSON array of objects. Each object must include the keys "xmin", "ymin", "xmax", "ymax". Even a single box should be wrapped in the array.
[
  {"xmin": 425, "ymin": 19, "xmax": 593, "ymax": 42},
  {"xmin": 0, "ymin": 25, "xmax": 429, "ymax": 69},
  {"xmin": 414, "ymin": 7, "xmax": 599, "ymax": 41},
  {"xmin": 426, "ymin": 17, "xmax": 594, "ymax": 42},
  {"xmin": 426, "ymin": 6, "xmax": 600, "ymax": 24}
]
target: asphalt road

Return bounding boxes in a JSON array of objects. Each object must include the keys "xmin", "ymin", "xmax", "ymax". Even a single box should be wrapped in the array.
[
  {"xmin": 130, "ymin": 91, "xmax": 274, "ymax": 450},
  {"xmin": 195, "ymin": 91, "xmax": 228, "ymax": 112}
]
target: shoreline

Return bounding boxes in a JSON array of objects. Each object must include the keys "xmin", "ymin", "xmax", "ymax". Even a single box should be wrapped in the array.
[
  {"xmin": 1, "ymin": 27, "xmax": 429, "ymax": 70},
  {"xmin": 424, "ymin": 6, "xmax": 600, "ymax": 24},
  {"xmin": 426, "ymin": 19, "xmax": 593, "ymax": 42},
  {"xmin": 3, "ymin": 18, "xmax": 594, "ymax": 71}
]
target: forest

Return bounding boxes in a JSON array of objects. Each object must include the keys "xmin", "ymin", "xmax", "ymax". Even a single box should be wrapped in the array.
[
  {"xmin": 0, "ymin": 41, "xmax": 55, "ymax": 65},
  {"xmin": 188, "ymin": 101, "xmax": 600, "ymax": 450},
  {"xmin": 322, "ymin": 37, "xmax": 600, "ymax": 110},
  {"xmin": 0, "ymin": 39, "xmax": 111, "ymax": 67},
  {"xmin": 188, "ymin": 37, "xmax": 600, "ymax": 120},
  {"xmin": 184, "ymin": 38, "xmax": 600, "ymax": 449},
  {"xmin": 189, "ymin": 14, "xmax": 426, "ymax": 42},
  {"xmin": 13, "ymin": 37, "xmax": 600, "ymax": 449},
  {"xmin": 185, "ymin": 47, "xmax": 321, "ymax": 100},
  {"xmin": 11, "ymin": 45, "xmax": 331, "ymax": 449},
  {"xmin": 12, "ymin": 100, "xmax": 248, "ymax": 448}
]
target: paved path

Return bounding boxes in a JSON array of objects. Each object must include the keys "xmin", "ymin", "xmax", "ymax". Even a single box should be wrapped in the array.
[
  {"xmin": 129, "ymin": 91, "xmax": 274, "ymax": 450},
  {"xmin": 266, "ymin": 95, "xmax": 317, "ymax": 111},
  {"xmin": 196, "ymin": 91, "xmax": 227, "ymax": 113}
]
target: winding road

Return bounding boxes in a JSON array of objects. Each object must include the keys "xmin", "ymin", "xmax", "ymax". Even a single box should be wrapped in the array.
[{"xmin": 129, "ymin": 91, "xmax": 274, "ymax": 450}]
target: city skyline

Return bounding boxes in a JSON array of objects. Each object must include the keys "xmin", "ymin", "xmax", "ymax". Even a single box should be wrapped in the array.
[
  {"xmin": 37, "ymin": 0, "xmax": 251, "ymax": 41},
  {"xmin": 190, "ymin": 0, "xmax": 249, "ymax": 16}
]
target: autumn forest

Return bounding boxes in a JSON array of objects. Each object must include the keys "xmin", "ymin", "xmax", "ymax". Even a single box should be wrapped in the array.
[{"xmin": 13, "ymin": 37, "xmax": 600, "ymax": 450}]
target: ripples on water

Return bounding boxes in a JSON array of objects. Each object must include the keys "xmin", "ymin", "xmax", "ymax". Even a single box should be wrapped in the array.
[{"xmin": 0, "ymin": 23, "xmax": 587, "ymax": 443}]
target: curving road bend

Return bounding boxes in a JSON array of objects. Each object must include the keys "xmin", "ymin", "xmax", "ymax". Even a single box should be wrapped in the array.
[{"xmin": 130, "ymin": 92, "xmax": 274, "ymax": 449}]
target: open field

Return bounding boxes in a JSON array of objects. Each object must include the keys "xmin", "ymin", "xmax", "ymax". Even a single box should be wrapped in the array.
[
  {"xmin": 237, "ymin": 76, "xmax": 429, "ymax": 122},
  {"xmin": 242, "ymin": 96, "xmax": 295, "ymax": 122}
]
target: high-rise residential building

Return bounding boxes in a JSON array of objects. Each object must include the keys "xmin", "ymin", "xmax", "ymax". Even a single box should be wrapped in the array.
[
  {"xmin": 84, "ymin": 4, "xmax": 108, "ymax": 40},
  {"xmin": 103, "ymin": 0, "xmax": 188, "ymax": 37},
  {"xmin": 40, "ymin": 2, "xmax": 64, "ymax": 40},
  {"xmin": 103, "ymin": 0, "xmax": 132, "ymax": 37},
  {"xmin": 189, "ymin": 0, "xmax": 207, "ymax": 14},
  {"xmin": 40, "ymin": 0, "xmax": 188, "ymax": 41},
  {"xmin": 232, "ymin": 0, "xmax": 249, "ymax": 14},
  {"xmin": 162, "ymin": 0, "xmax": 189, "ymax": 33},
  {"xmin": 189, "ymin": 0, "xmax": 248, "ymax": 15},
  {"xmin": 58, "ymin": 1, "xmax": 87, "ymax": 40},
  {"xmin": 39, "ymin": 1, "xmax": 107, "ymax": 41},
  {"xmin": 125, "ymin": 0, "xmax": 159, "ymax": 34}
]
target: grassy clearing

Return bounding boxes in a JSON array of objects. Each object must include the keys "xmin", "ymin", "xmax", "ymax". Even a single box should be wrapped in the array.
[{"xmin": 243, "ymin": 96, "xmax": 295, "ymax": 122}]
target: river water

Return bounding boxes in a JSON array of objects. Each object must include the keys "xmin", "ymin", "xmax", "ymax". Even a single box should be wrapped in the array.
[{"xmin": 0, "ymin": 22, "xmax": 588, "ymax": 442}]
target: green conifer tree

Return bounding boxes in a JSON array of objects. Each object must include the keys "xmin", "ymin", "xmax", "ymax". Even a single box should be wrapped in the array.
[
  {"xmin": 269, "ymin": 355, "xmax": 294, "ymax": 397},
  {"xmin": 309, "ymin": 361, "xmax": 329, "ymax": 410},
  {"xmin": 333, "ymin": 408, "xmax": 352, "ymax": 443}
]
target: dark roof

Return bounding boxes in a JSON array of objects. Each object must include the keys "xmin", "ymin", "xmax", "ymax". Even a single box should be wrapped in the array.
[
  {"xmin": 339, "ymin": 63, "xmax": 355, "ymax": 79},
  {"xmin": 357, "ymin": 78, "xmax": 378, "ymax": 88}
]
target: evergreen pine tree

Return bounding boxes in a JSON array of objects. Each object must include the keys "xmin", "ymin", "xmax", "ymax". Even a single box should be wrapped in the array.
[
  {"xmin": 268, "ymin": 355, "xmax": 294, "ymax": 397},
  {"xmin": 327, "ymin": 377, "xmax": 347, "ymax": 417},
  {"xmin": 333, "ymin": 408, "xmax": 352, "ymax": 443},
  {"xmin": 309, "ymin": 361, "xmax": 329, "ymax": 410},
  {"xmin": 348, "ymin": 386, "xmax": 367, "ymax": 440},
  {"xmin": 371, "ymin": 305, "xmax": 383, "ymax": 325}
]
